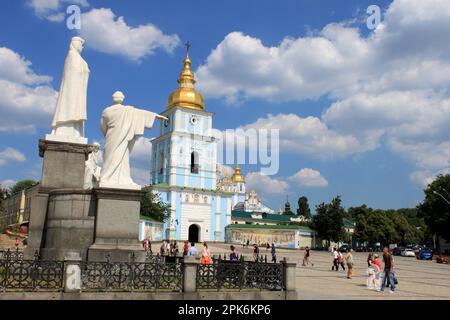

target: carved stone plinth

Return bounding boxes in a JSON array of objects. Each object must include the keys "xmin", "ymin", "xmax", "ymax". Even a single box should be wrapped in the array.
[
  {"xmin": 39, "ymin": 139, "xmax": 94, "ymax": 191},
  {"xmin": 88, "ymin": 188, "xmax": 145, "ymax": 262}
]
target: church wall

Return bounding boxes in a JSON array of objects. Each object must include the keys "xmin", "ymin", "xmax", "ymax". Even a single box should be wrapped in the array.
[
  {"xmin": 220, "ymin": 198, "xmax": 227, "ymax": 241},
  {"xmin": 175, "ymin": 191, "xmax": 182, "ymax": 239},
  {"xmin": 180, "ymin": 202, "xmax": 212, "ymax": 241},
  {"xmin": 210, "ymin": 196, "xmax": 217, "ymax": 241}
]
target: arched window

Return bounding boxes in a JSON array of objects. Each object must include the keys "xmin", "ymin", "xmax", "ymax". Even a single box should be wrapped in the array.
[
  {"xmin": 159, "ymin": 151, "xmax": 164, "ymax": 174},
  {"xmin": 190, "ymin": 151, "xmax": 199, "ymax": 174}
]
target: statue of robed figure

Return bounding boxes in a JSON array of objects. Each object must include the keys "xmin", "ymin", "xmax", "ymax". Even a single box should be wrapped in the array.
[
  {"xmin": 99, "ymin": 91, "xmax": 167, "ymax": 189},
  {"xmin": 47, "ymin": 36, "xmax": 89, "ymax": 144}
]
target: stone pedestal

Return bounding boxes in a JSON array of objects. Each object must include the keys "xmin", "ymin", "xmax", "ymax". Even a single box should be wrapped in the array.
[
  {"xmin": 88, "ymin": 188, "xmax": 145, "ymax": 262},
  {"xmin": 25, "ymin": 140, "xmax": 94, "ymax": 260},
  {"xmin": 38, "ymin": 139, "xmax": 93, "ymax": 191},
  {"xmin": 40, "ymin": 189, "xmax": 96, "ymax": 261}
]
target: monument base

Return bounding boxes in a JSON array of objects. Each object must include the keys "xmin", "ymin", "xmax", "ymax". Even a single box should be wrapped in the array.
[
  {"xmin": 88, "ymin": 188, "xmax": 145, "ymax": 262},
  {"xmin": 40, "ymin": 189, "xmax": 96, "ymax": 261},
  {"xmin": 45, "ymin": 133, "xmax": 88, "ymax": 145}
]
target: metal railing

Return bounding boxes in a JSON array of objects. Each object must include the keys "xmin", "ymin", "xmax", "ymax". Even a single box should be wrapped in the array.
[
  {"xmin": 0, "ymin": 250, "xmax": 64, "ymax": 292},
  {"xmin": 196, "ymin": 256, "xmax": 285, "ymax": 291},
  {"xmin": 80, "ymin": 254, "xmax": 183, "ymax": 292}
]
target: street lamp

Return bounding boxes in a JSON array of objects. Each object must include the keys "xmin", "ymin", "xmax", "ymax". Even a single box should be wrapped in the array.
[{"xmin": 433, "ymin": 190, "xmax": 450, "ymax": 205}]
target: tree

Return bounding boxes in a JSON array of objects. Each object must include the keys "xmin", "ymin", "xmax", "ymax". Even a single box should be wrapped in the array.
[
  {"xmin": 297, "ymin": 196, "xmax": 311, "ymax": 219},
  {"xmin": 312, "ymin": 196, "xmax": 345, "ymax": 245},
  {"xmin": 10, "ymin": 180, "xmax": 38, "ymax": 195},
  {"xmin": 0, "ymin": 187, "xmax": 9, "ymax": 214},
  {"xmin": 140, "ymin": 189, "xmax": 170, "ymax": 222},
  {"xmin": 417, "ymin": 174, "xmax": 450, "ymax": 242}
]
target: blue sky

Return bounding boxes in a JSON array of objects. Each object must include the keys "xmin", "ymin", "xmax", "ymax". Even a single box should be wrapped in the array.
[{"xmin": 1, "ymin": 0, "xmax": 449, "ymax": 213}]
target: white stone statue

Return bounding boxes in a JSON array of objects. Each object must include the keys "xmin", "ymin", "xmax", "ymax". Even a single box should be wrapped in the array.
[
  {"xmin": 46, "ymin": 36, "xmax": 89, "ymax": 144},
  {"xmin": 84, "ymin": 142, "xmax": 102, "ymax": 189},
  {"xmin": 99, "ymin": 91, "xmax": 167, "ymax": 190}
]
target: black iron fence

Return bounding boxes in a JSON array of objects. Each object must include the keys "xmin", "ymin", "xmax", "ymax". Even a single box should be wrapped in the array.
[
  {"xmin": 0, "ymin": 249, "xmax": 288, "ymax": 293},
  {"xmin": 196, "ymin": 256, "xmax": 285, "ymax": 291},
  {"xmin": 80, "ymin": 255, "xmax": 183, "ymax": 292},
  {"xmin": 0, "ymin": 250, "xmax": 64, "ymax": 291}
]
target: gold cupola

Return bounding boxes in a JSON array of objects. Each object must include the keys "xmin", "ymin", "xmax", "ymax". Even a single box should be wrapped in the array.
[
  {"xmin": 167, "ymin": 43, "xmax": 205, "ymax": 110},
  {"xmin": 231, "ymin": 165, "xmax": 245, "ymax": 183}
]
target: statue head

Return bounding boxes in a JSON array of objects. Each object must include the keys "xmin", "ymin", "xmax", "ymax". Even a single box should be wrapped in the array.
[
  {"xmin": 112, "ymin": 91, "xmax": 125, "ymax": 105},
  {"xmin": 71, "ymin": 36, "xmax": 85, "ymax": 53}
]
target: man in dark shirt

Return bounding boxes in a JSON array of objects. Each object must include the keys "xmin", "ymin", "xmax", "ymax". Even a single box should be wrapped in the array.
[{"xmin": 380, "ymin": 247, "xmax": 395, "ymax": 293}]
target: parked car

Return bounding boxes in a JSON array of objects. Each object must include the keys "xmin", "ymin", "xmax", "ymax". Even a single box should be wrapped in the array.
[
  {"xmin": 401, "ymin": 248, "xmax": 416, "ymax": 257},
  {"xmin": 417, "ymin": 250, "xmax": 433, "ymax": 260},
  {"xmin": 393, "ymin": 247, "xmax": 404, "ymax": 256},
  {"xmin": 339, "ymin": 245, "xmax": 351, "ymax": 252}
]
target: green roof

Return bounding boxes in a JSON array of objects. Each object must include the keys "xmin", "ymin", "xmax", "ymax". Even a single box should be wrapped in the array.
[
  {"xmin": 343, "ymin": 218, "xmax": 355, "ymax": 228},
  {"xmin": 226, "ymin": 223, "xmax": 313, "ymax": 232}
]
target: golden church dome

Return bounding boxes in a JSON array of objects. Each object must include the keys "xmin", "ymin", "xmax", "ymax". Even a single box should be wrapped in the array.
[
  {"xmin": 167, "ymin": 45, "xmax": 204, "ymax": 111},
  {"xmin": 231, "ymin": 165, "xmax": 245, "ymax": 183}
]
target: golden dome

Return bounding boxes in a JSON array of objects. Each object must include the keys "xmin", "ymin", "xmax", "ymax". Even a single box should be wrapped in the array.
[
  {"xmin": 167, "ymin": 47, "xmax": 204, "ymax": 110},
  {"xmin": 231, "ymin": 165, "xmax": 245, "ymax": 183}
]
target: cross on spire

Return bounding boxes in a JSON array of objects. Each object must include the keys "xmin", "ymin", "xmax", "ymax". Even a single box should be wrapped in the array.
[{"xmin": 185, "ymin": 41, "xmax": 191, "ymax": 55}]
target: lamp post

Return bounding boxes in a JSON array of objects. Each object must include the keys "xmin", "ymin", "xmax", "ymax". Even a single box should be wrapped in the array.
[{"xmin": 433, "ymin": 191, "xmax": 450, "ymax": 205}]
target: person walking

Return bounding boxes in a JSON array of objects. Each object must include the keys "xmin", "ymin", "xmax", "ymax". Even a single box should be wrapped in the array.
[
  {"xmin": 345, "ymin": 249, "xmax": 354, "ymax": 279},
  {"xmin": 302, "ymin": 246, "xmax": 314, "ymax": 266},
  {"xmin": 271, "ymin": 243, "xmax": 277, "ymax": 263},
  {"xmin": 332, "ymin": 248, "xmax": 339, "ymax": 271},
  {"xmin": 160, "ymin": 241, "xmax": 166, "ymax": 255},
  {"xmin": 367, "ymin": 254, "xmax": 382, "ymax": 290},
  {"xmin": 380, "ymin": 247, "xmax": 396, "ymax": 293},
  {"xmin": 200, "ymin": 242, "xmax": 211, "ymax": 264},
  {"xmin": 253, "ymin": 244, "xmax": 260, "ymax": 262},
  {"xmin": 367, "ymin": 253, "xmax": 373, "ymax": 267},
  {"xmin": 188, "ymin": 242, "xmax": 198, "ymax": 256},
  {"xmin": 230, "ymin": 245, "xmax": 238, "ymax": 262},
  {"xmin": 338, "ymin": 250, "xmax": 346, "ymax": 271},
  {"xmin": 183, "ymin": 241, "xmax": 189, "ymax": 256}
]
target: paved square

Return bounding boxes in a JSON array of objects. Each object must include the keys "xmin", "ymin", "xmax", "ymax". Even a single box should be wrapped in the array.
[{"xmin": 201, "ymin": 243, "xmax": 450, "ymax": 300}]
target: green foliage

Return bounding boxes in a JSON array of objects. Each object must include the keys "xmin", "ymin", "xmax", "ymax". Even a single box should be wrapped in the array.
[
  {"xmin": 297, "ymin": 196, "xmax": 311, "ymax": 219},
  {"xmin": 140, "ymin": 189, "xmax": 170, "ymax": 223},
  {"xmin": 0, "ymin": 188, "xmax": 9, "ymax": 213},
  {"xmin": 417, "ymin": 174, "xmax": 450, "ymax": 241},
  {"xmin": 10, "ymin": 180, "xmax": 38, "ymax": 195},
  {"xmin": 312, "ymin": 196, "xmax": 345, "ymax": 243}
]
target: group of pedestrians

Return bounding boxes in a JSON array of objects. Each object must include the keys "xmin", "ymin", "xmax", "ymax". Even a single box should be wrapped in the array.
[{"xmin": 331, "ymin": 247, "xmax": 354, "ymax": 278}]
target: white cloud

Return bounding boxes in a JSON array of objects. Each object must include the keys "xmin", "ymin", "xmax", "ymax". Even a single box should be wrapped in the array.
[
  {"xmin": 130, "ymin": 137, "xmax": 152, "ymax": 161},
  {"xmin": 245, "ymin": 172, "xmax": 289, "ymax": 196},
  {"xmin": 28, "ymin": 0, "xmax": 89, "ymax": 22},
  {"xmin": 131, "ymin": 166, "xmax": 150, "ymax": 187},
  {"xmin": 198, "ymin": 0, "xmax": 450, "ymax": 185},
  {"xmin": 0, "ymin": 179, "xmax": 16, "ymax": 189},
  {"xmin": 0, "ymin": 47, "xmax": 57, "ymax": 133},
  {"xmin": 0, "ymin": 147, "xmax": 26, "ymax": 166},
  {"xmin": 289, "ymin": 168, "xmax": 328, "ymax": 188},
  {"xmin": 79, "ymin": 8, "xmax": 181, "ymax": 61}
]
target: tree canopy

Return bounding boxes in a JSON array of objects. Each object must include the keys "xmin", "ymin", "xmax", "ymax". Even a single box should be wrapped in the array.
[
  {"xmin": 297, "ymin": 196, "xmax": 311, "ymax": 219},
  {"xmin": 417, "ymin": 174, "xmax": 450, "ymax": 241},
  {"xmin": 9, "ymin": 180, "xmax": 38, "ymax": 195},
  {"xmin": 312, "ymin": 196, "xmax": 345, "ymax": 244},
  {"xmin": 140, "ymin": 189, "xmax": 170, "ymax": 222}
]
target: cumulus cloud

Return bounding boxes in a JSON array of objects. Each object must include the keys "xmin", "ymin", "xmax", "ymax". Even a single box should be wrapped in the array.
[
  {"xmin": 198, "ymin": 0, "xmax": 450, "ymax": 185},
  {"xmin": 79, "ymin": 8, "xmax": 180, "ymax": 61},
  {"xmin": 289, "ymin": 168, "xmax": 328, "ymax": 188},
  {"xmin": 0, "ymin": 47, "xmax": 57, "ymax": 133},
  {"xmin": 0, "ymin": 147, "xmax": 26, "ymax": 166},
  {"xmin": 27, "ymin": 0, "xmax": 89, "ymax": 22},
  {"xmin": 0, "ymin": 179, "xmax": 16, "ymax": 189},
  {"xmin": 245, "ymin": 172, "xmax": 289, "ymax": 196}
]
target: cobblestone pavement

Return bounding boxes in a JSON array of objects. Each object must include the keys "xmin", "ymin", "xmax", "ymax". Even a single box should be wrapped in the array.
[{"xmin": 175, "ymin": 242, "xmax": 450, "ymax": 300}]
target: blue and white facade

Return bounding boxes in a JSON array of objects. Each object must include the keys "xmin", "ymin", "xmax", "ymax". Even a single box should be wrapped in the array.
[{"xmin": 150, "ymin": 106, "xmax": 237, "ymax": 242}]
